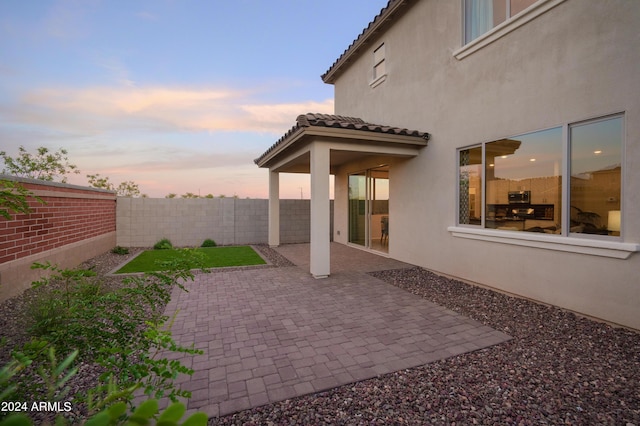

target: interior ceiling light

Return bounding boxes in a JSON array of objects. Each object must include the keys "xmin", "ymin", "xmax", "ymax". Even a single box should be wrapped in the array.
[
  {"xmin": 594, "ymin": 150, "xmax": 602, "ymax": 154},
  {"xmin": 529, "ymin": 158, "xmax": 536, "ymax": 162}
]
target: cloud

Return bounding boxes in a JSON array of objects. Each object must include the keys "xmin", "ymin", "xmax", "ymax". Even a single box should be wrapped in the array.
[
  {"xmin": 7, "ymin": 85, "xmax": 335, "ymax": 137},
  {"xmin": 94, "ymin": 55, "xmax": 137, "ymax": 87}
]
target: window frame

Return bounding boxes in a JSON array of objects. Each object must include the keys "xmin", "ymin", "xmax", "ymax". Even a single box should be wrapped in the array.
[
  {"xmin": 454, "ymin": 0, "xmax": 566, "ymax": 60},
  {"xmin": 450, "ymin": 113, "xmax": 639, "ymax": 259},
  {"xmin": 370, "ymin": 43, "xmax": 387, "ymax": 88}
]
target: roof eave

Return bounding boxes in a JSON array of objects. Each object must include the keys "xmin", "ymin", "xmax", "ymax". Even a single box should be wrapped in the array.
[
  {"xmin": 321, "ymin": 0, "xmax": 411, "ymax": 84},
  {"xmin": 255, "ymin": 125, "xmax": 428, "ymax": 169}
]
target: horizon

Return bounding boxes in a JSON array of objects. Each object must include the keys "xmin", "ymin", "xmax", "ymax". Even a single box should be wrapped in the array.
[{"xmin": 0, "ymin": 0, "xmax": 389, "ymax": 198}]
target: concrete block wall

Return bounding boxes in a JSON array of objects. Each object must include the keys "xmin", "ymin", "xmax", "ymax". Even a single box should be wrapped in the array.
[
  {"xmin": 0, "ymin": 175, "xmax": 116, "ymax": 301},
  {"xmin": 117, "ymin": 198, "xmax": 332, "ymax": 247},
  {"xmin": 280, "ymin": 200, "xmax": 310, "ymax": 244}
]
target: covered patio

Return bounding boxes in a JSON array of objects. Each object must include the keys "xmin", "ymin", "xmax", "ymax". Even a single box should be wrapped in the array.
[{"xmin": 254, "ymin": 113, "xmax": 429, "ymax": 278}]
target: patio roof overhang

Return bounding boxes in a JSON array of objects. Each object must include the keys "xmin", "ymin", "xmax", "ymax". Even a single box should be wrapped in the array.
[
  {"xmin": 255, "ymin": 113, "xmax": 430, "ymax": 173},
  {"xmin": 255, "ymin": 113, "xmax": 429, "ymax": 279}
]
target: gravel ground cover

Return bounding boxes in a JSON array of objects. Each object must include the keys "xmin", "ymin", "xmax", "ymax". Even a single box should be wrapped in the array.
[
  {"xmin": 209, "ymin": 267, "xmax": 640, "ymax": 426},
  {"xmin": 2, "ymin": 248, "xmax": 638, "ymax": 425}
]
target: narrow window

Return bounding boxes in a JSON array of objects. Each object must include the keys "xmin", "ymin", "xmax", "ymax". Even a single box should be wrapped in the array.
[
  {"xmin": 373, "ymin": 43, "xmax": 386, "ymax": 80},
  {"xmin": 569, "ymin": 115, "xmax": 623, "ymax": 236},
  {"xmin": 458, "ymin": 146, "xmax": 483, "ymax": 225}
]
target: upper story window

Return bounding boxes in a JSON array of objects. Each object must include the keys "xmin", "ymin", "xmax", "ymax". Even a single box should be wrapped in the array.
[
  {"xmin": 458, "ymin": 114, "xmax": 624, "ymax": 239},
  {"xmin": 371, "ymin": 43, "xmax": 386, "ymax": 88},
  {"xmin": 464, "ymin": 0, "xmax": 537, "ymax": 43}
]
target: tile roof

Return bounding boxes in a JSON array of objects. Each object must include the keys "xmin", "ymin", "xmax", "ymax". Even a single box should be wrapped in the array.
[
  {"xmin": 322, "ymin": 0, "xmax": 413, "ymax": 84},
  {"xmin": 254, "ymin": 113, "xmax": 429, "ymax": 165}
]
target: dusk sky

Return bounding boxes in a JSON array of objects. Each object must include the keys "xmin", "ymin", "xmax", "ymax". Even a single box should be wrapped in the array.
[{"xmin": 0, "ymin": 0, "xmax": 388, "ymax": 198}]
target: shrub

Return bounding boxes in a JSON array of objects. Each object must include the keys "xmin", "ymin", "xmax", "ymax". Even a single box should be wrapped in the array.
[
  {"xmin": 111, "ymin": 246, "xmax": 130, "ymax": 255},
  {"xmin": 5, "ymin": 255, "xmax": 207, "ymax": 424},
  {"xmin": 153, "ymin": 238, "xmax": 173, "ymax": 250},
  {"xmin": 201, "ymin": 238, "xmax": 217, "ymax": 248}
]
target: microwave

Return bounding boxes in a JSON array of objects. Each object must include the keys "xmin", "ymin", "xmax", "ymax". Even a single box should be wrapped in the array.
[{"xmin": 508, "ymin": 191, "xmax": 531, "ymax": 204}]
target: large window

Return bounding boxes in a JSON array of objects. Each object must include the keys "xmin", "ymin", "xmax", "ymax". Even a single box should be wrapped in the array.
[
  {"xmin": 457, "ymin": 114, "xmax": 623, "ymax": 238},
  {"xmin": 464, "ymin": 0, "xmax": 537, "ymax": 43}
]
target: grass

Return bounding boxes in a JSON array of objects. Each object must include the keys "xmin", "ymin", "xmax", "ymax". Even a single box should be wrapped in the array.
[{"xmin": 115, "ymin": 245, "xmax": 266, "ymax": 273}]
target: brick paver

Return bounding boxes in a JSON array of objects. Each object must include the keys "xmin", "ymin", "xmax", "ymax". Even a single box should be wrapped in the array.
[{"xmin": 162, "ymin": 243, "xmax": 511, "ymax": 418}]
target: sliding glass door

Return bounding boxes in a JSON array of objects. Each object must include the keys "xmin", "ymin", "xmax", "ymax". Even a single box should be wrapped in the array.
[
  {"xmin": 348, "ymin": 172, "xmax": 367, "ymax": 247},
  {"xmin": 348, "ymin": 166, "xmax": 389, "ymax": 253}
]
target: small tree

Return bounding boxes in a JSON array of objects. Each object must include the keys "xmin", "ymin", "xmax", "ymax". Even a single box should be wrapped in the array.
[
  {"xmin": 115, "ymin": 180, "xmax": 141, "ymax": 198},
  {"xmin": 0, "ymin": 146, "xmax": 79, "ymax": 183},
  {"xmin": 0, "ymin": 180, "xmax": 43, "ymax": 220},
  {"xmin": 87, "ymin": 174, "xmax": 141, "ymax": 197}
]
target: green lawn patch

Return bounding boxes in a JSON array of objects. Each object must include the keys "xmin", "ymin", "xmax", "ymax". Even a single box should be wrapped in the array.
[{"xmin": 115, "ymin": 245, "xmax": 266, "ymax": 274}]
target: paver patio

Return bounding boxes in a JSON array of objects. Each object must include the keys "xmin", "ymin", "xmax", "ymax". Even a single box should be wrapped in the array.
[{"xmin": 163, "ymin": 243, "xmax": 511, "ymax": 418}]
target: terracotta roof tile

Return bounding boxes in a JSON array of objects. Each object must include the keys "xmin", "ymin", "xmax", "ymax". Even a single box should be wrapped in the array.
[{"xmin": 254, "ymin": 113, "xmax": 429, "ymax": 165}]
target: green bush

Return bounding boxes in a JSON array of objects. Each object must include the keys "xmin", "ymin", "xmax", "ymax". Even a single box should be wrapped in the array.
[
  {"xmin": 1, "ymin": 349, "xmax": 207, "ymax": 425},
  {"xmin": 153, "ymin": 238, "xmax": 173, "ymax": 250},
  {"xmin": 201, "ymin": 238, "xmax": 217, "ymax": 247},
  {"xmin": 111, "ymin": 246, "xmax": 129, "ymax": 255},
  {"xmin": 3, "ymin": 254, "xmax": 207, "ymax": 424}
]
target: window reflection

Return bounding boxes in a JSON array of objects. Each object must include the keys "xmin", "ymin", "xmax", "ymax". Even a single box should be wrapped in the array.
[
  {"xmin": 459, "ymin": 146, "xmax": 483, "ymax": 225},
  {"xmin": 570, "ymin": 116, "xmax": 622, "ymax": 235},
  {"xmin": 465, "ymin": 0, "xmax": 537, "ymax": 43},
  {"xmin": 485, "ymin": 127, "xmax": 562, "ymax": 232}
]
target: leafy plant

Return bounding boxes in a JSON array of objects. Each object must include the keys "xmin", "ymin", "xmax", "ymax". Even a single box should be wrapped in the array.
[
  {"xmin": 8, "ymin": 251, "xmax": 208, "ymax": 423},
  {"xmin": 87, "ymin": 174, "xmax": 141, "ymax": 198},
  {"xmin": 201, "ymin": 238, "xmax": 217, "ymax": 247},
  {"xmin": 0, "ymin": 179, "xmax": 44, "ymax": 220},
  {"xmin": 111, "ymin": 246, "xmax": 129, "ymax": 255},
  {"xmin": 84, "ymin": 399, "xmax": 207, "ymax": 426},
  {"xmin": 0, "ymin": 146, "xmax": 79, "ymax": 183},
  {"xmin": 1, "ymin": 351, "xmax": 207, "ymax": 426},
  {"xmin": 154, "ymin": 238, "xmax": 173, "ymax": 250}
]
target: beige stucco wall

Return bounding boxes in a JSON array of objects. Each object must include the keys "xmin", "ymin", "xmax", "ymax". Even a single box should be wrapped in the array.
[
  {"xmin": 0, "ymin": 232, "xmax": 116, "ymax": 302},
  {"xmin": 331, "ymin": 0, "xmax": 640, "ymax": 329}
]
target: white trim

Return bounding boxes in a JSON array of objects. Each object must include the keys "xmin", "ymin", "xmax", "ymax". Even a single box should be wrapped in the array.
[
  {"xmin": 448, "ymin": 226, "xmax": 639, "ymax": 259},
  {"xmin": 370, "ymin": 73, "xmax": 387, "ymax": 88},
  {"xmin": 454, "ymin": 0, "xmax": 566, "ymax": 60}
]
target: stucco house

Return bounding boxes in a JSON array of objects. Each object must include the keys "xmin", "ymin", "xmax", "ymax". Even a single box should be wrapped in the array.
[{"xmin": 255, "ymin": 0, "xmax": 640, "ymax": 330}]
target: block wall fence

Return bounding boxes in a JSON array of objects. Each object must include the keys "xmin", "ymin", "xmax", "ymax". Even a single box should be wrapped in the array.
[
  {"xmin": 116, "ymin": 198, "xmax": 333, "ymax": 248},
  {"xmin": 1, "ymin": 176, "xmax": 328, "ymax": 302},
  {"xmin": 0, "ymin": 175, "xmax": 117, "ymax": 301}
]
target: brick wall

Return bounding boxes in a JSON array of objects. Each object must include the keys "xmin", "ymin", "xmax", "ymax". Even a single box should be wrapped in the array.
[{"xmin": 1, "ymin": 176, "xmax": 117, "ymax": 301}]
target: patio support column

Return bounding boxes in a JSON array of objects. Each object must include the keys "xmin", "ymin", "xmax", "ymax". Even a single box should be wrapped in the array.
[
  {"xmin": 268, "ymin": 169, "xmax": 280, "ymax": 247},
  {"xmin": 309, "ymin": 143, "xmax": 330, "ymax": 278}
]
